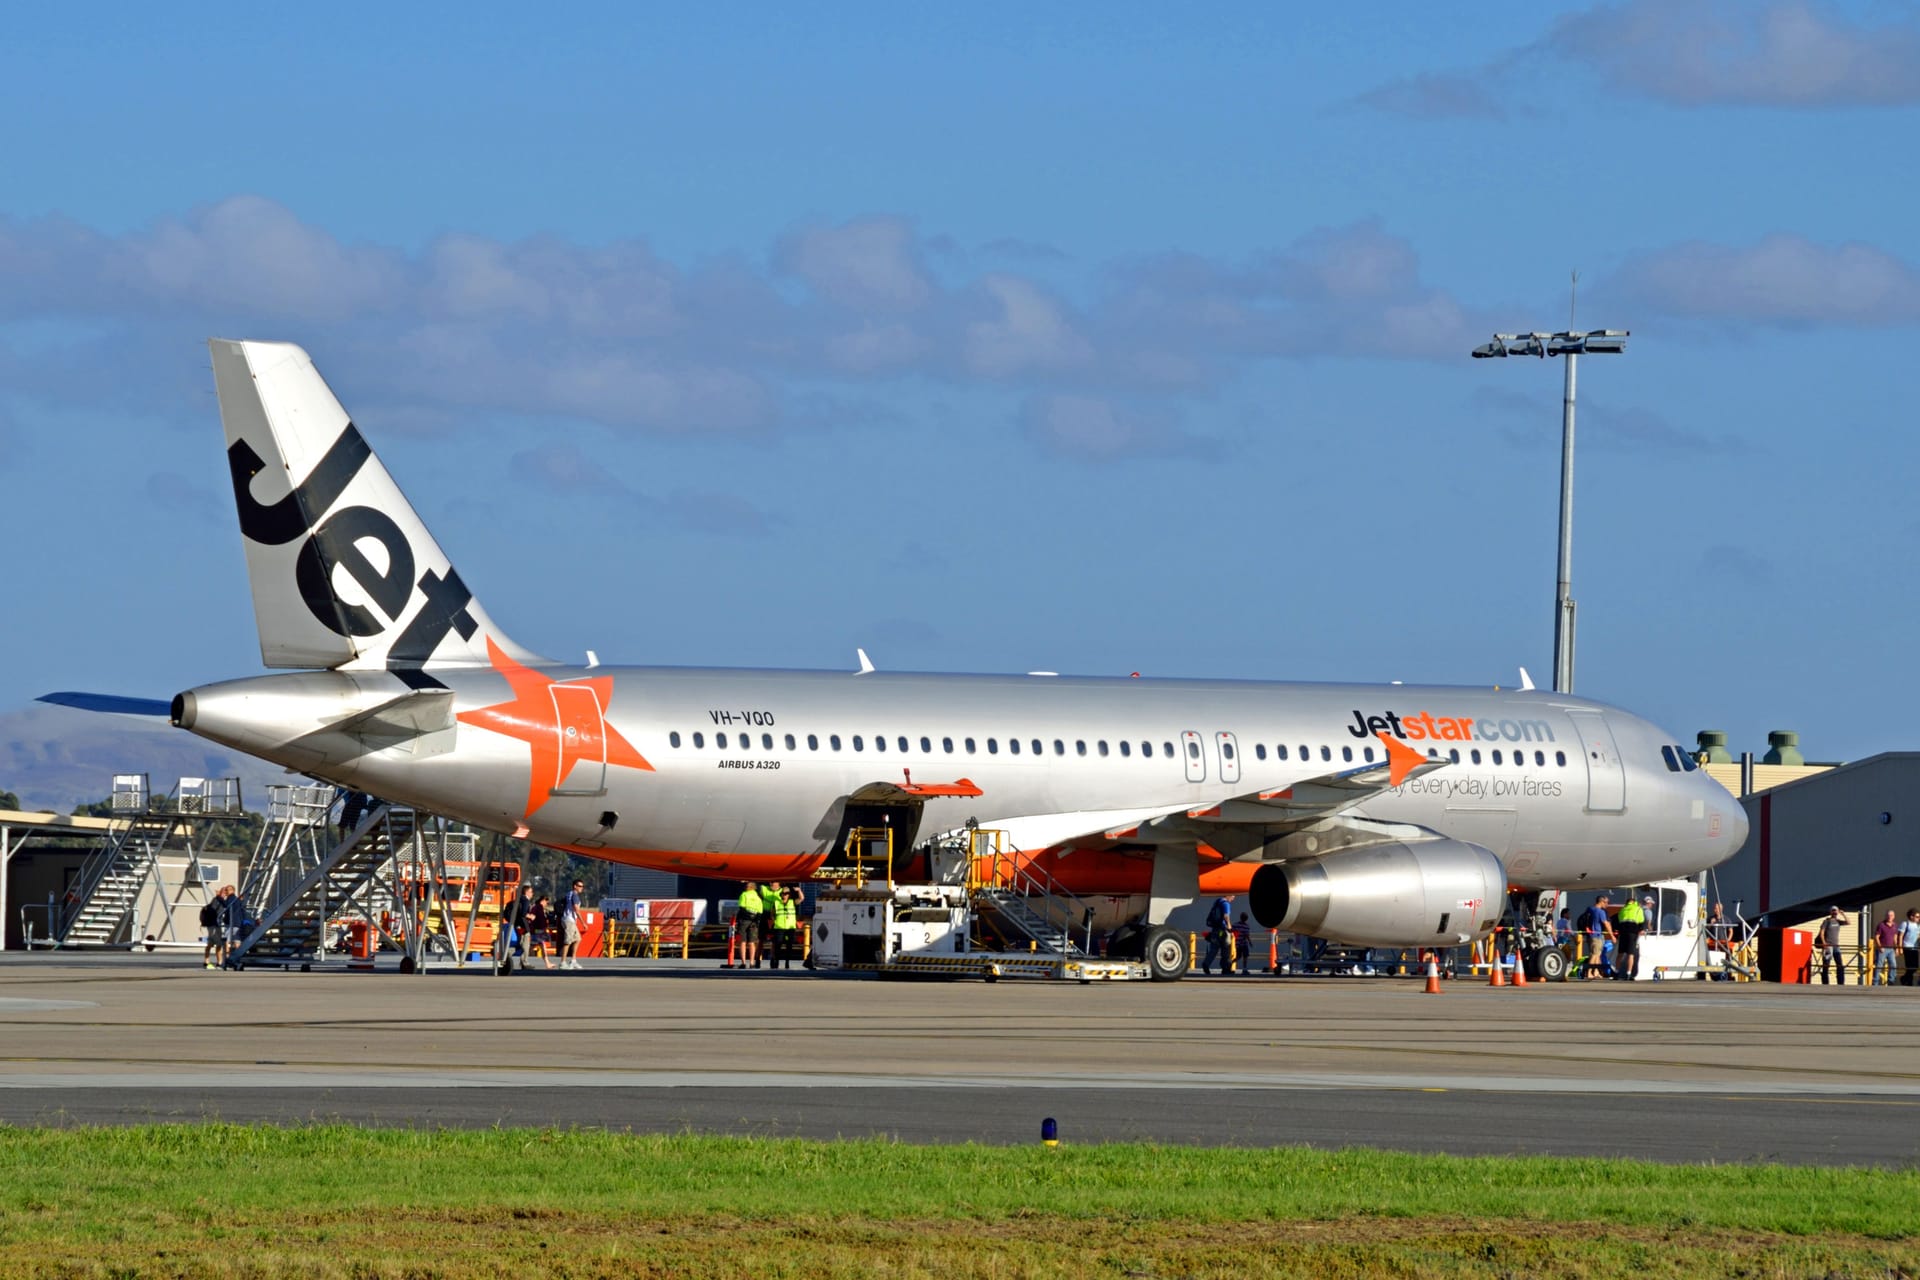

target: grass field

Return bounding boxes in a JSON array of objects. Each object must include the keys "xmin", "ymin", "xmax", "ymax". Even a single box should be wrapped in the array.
[{"xmin": 0, "ymin": 1126, "xmax": 1913, "ymax": 1278}]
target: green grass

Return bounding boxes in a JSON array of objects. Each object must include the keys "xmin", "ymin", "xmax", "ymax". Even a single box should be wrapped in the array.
[{"xmin": 0, "ymin": 1127, "xmax": 1914, "ymax": 1277}]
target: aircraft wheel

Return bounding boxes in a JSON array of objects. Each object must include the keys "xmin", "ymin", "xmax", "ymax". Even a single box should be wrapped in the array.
[
  {"xmin": 1145, "ymin": 926, "xmax": 1188, "ymax": 982},
  {"xmin": 1535, "ymin": 946, "xmax": 1570, "ymax": 983}
]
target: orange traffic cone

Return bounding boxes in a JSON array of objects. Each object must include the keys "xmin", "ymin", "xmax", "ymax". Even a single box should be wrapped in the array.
[
  {"xmin": 1489, "ymin": 952, "xmax": 1507, "ymax": 986},
  {"xmin": 1423, "ymin": 953, "xmax": 1443, "ymax": 994},
  {"xmin": 1510, "ymin": 951, "xmax": 1529, "ymax": 987}
]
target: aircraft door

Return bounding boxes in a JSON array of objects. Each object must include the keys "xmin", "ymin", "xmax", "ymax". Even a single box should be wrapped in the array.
[
  {"xmin": 1214, "ymin": 731, "xmax": 1241, "ymax": 785},
  {"xmin": 549, "ymin": 684, "xmax": 608, "ymax": 796},
  {"xmin": 1567, "ymin": 710, "xmax": 1625, "ymax": 812},
  {"xmin": 1181, "ymin": 730, "xmax": 1206, "ymax": 783}
]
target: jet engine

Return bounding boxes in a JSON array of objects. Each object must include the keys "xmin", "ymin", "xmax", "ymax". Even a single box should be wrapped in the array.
[{"xmin": 1248, "ymin": 839, "xmax": 1504, "ymax": 948}]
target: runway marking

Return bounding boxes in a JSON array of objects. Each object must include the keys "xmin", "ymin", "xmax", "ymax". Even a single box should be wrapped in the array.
[{"xmin": 0, "ymin": 998, "xmax": 97, "ymax": 1012}]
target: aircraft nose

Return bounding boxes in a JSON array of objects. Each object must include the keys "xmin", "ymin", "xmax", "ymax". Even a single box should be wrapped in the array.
[{"xmin": 1720, "ymin": 796, "xmax": 1750, "ymax": 860}]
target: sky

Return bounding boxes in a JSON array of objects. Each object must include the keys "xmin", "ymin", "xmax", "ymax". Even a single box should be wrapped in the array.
[{"xmin": 3, "ymin": 0, "xmax": 1918, "ymax": 805}]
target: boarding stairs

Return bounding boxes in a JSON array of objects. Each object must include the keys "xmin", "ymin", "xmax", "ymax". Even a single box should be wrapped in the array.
[
  {"xmin": 51, "ymin": 774, "xmax": 240, "ymax": 948},
  {"xmin": 959, "ymin": 830, "xmax": 1096, "ymax": 958},
  {"xmin": 232, "ymin": 794, "xmax": 421, "ymax": 967}
]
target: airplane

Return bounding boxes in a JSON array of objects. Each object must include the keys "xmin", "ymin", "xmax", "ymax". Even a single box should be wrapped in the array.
[{"xmin": 46, "ymin": 339, "xmax": 1748, "ymax": 979}]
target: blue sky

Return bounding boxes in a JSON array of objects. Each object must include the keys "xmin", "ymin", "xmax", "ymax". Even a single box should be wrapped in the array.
[{"xmin": 3, "ymin": 0, "xmax": 1919, "ymax": 803}]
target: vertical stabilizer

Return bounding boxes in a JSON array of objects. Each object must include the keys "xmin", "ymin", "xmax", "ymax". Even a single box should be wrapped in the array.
[{"xmin": 210, "ymin": 339, "xmax": 543, "ymax": 673}]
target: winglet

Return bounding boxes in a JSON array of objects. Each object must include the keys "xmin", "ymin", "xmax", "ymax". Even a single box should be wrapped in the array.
[
  {"xmin": 1518, "ymin": 666, "xmax": 1535, "ymax": 691},
  {"xmin": 1376, "ymin": 732, "xmax": 1428, "ymax": 787},
  {"xmin": 855, "ymin": 648, "xmax": 875, "ymax": 675}
]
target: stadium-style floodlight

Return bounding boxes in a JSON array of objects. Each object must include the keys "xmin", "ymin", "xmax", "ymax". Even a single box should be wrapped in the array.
[{"xmin": 1469, "ymin": 327, "xmax": 1631, "ymax": 695}]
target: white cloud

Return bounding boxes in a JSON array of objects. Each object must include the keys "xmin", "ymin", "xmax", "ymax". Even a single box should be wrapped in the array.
[
  {"xmin": 775, "ymin": 216, "xmax": 933, "ymax": 312},
  {"xmin": 1546, "ymin": 0, "xmax": 1920, "ymax": 108},
  {"xmin": 965, "ymin": 275, "xmax": 1094, "ymax": 378},
  {"xmin": 1609, "ymin": 234, "xmax": 1920, "ymax": 326},
  {"xmin": 1019, "ymin": 393, "xmax": 1218, "ymax": 463}
]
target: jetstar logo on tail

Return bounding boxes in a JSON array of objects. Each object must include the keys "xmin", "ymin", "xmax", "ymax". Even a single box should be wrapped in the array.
[{"xmin": 456, "ymin": 638, "xmax": 653, "ymax": 817}]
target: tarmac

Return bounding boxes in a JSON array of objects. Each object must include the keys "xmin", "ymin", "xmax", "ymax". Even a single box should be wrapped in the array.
[{"xmin": 3, "ymin": 952, "xmax": 1917, "ymax": 1166}]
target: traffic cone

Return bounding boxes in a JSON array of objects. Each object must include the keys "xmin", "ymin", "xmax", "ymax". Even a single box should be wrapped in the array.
[
  {"xmin": 1489, "ymin": 952, "xmax": 1507, "ymax": 986},
  {"xmin": 1423, "ymin": 953, "xmax": 1443, "ymax": 994},
  {"xmin": 1510, "ymin": 951, "xmax": 1529, "ymax": 987}
]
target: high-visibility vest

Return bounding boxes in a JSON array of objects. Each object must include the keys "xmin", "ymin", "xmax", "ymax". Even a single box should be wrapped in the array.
[
  {"xmin": 738, "ymin": 886, "xmax": 763, "ymax": 915},
  {"xmin": 771, "ymin": 894, "xmax": 798, "ymax": 931}
]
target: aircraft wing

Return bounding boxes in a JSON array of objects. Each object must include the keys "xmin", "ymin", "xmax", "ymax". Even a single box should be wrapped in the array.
[{"xmin": 1048, "ymin": 732, "xmax": 1446, "ymax": 862}]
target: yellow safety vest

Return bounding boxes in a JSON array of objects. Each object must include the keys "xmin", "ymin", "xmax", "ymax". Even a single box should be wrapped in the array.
[
  {"xmin": 738, "ymin": 886, "xmax": 763, "ymax": 915},
  {"xmin": 771, "ymin": 894, "xmax": 798, "ymax": 931}
]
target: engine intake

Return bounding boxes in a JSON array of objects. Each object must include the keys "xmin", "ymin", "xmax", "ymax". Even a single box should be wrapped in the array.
[{"xmin": 1248, "ymin": 839, "xmax": 1504, "ymax": 948}]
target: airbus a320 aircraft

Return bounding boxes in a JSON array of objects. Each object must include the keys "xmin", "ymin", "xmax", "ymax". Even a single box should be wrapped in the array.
[{"xmin": 50, "ymin": 340, "xmax": 1747, "ymax": 979}]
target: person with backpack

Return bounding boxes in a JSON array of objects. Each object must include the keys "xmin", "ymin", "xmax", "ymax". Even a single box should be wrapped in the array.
[
  {"xmin": 200, "ymin": 890, "xmax": 224, "ymax": 970},
  {"xmin": 1579, "ymin": 895, "xmax": 1615, "ymax": 979},
  {"xmin": 1201, "ymin": 896, "xmax": 1234, "ymax": 976}
]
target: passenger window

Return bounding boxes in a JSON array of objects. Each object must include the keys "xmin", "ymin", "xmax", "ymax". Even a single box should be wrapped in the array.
[
  {"xmin": 1320, "ymin": 746, "xmax": 1331, "ymax": 762},
  {"xmin": 1535, "ymin": 750, "xmax": 1545, "ymax": 766},
  {"xmin": 988, "ymin": 738, "xmax": 999, "ymax": 754},
  {"xmin": 1120, "ymin": 741, "xmax": 1132, "ymax": 758},
  {"xmin": 1660, "ymin": 745, "xmax": 1679, "ymax": 772},
  {"xmin": 1449, "ymin": 748, "xmax": 1460, "ymax": 763},
  {"xmin": 899, "ymin": 736, "xmax": 909, "ymax": 753},
  {"xmin": 1470, "ymin": 749, "xmax": 1482, "ymax": 764},
  {"xmin": 920, "ymin": 737, "xmax": 931, "ymax": 753},
  {"xmin": 1142, "ymin": 742, "xmax": 1153, "ymax": 758},
  {"xmin": 1276, "ymin": 745, "xmax": 1289, "ymax": 761},
  {"xmin": 1098, "ymin": 740, "xmax": 1109, "ymax": 757},
  {"xmin": 1255, "ymin": 744, "xmax": 1267, "ymax": 761},
  {"xmin": 1514, "ymin": 751, "xmax": 1524, "ymax": 767},
  {"xmin": 1164, "ymin": 742, "xmax": 1174, "ymax": 758},
  {"xmin": 763, "ymin": 733, "xmax": 774, "ymax": 750},
  {"xmin": 1555, "ymin": 750, "xmax": 1566, "ymax": 766},
  {"xmin": 1009, "ymin": 738, "xmax": 1021, "ymax": 755},
  {"xmin": 830, "ymin": 734, "xmax": 842, "ymax": 751},
  {"xmin": 1491, "ymin": 750, "xmax": 1502, "ymax": 765},
  {"xmin": 873, "ymin": 735, "xmax": 885, "ymax": 753},
  {"xmin": 1224, "ymin": 742, "xmax": 1236, "ymax": 760},
  {"xmin": 693, "ymin": 732, "xmax": 705, "ymax": 749},
  {"xmin": 1076, "ymin": 740, "xmax": 1087, "ymax": 756},
  {"xmin": 670, "ymin": 731, "xmax": 682, "ymax": 748},
  {"xmin": 807, "ymin": 734, "xmax": 819, "ymax": 750},
  {"xmin": 1364, "ymin": 746, "xmax": 1375, "ymax": 762},
  {"xmin": 853, "ymin": 735, "xmax": 865, "ymax": 751},
  {"xmin": 1053, "ymin": 740, "xmax": 1065, "ymax": 756},
  {"xmin": 943, "ymin": 737, "xmax": 954, "ymax": 753},
  {"xmin": 1184, "ymin": 741, "xmax": 1197, "ymax": 760},
  {"xmin": 1300, "ymin": 745, "xmax": 1310, "ymax": 761},
  {"xmin": 785, "ymin": 734, "xmax": 796, "ymax": 750},
  {"xmin": 717, "ymin": 733, "xmax": 729, "ymax": 749},
  {"xmin": 966, "ymin": 737, "xmax": 976, "ymax": 754},
  {"xmin": 1342, "ymin": 746, "xmax": 1353, "ymax": 762},
  {"xmin": 1033, "ymin": 739, "xmax": 1043, "ymax": 755}
]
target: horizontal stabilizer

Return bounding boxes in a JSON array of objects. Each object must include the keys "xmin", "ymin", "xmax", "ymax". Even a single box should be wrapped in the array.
[
  {"xmin": 292, "ymin": 689, "xmax": 456, "ymax": 751},
  {"xmin": 37, "ymin": 692, "xmax": 173, "ymax": 717}
]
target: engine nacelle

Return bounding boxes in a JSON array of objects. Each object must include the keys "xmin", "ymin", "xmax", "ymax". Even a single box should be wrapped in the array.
[{"xmin": 1248, "ymin": 839, "xmax": 1505, "ymax": 948}]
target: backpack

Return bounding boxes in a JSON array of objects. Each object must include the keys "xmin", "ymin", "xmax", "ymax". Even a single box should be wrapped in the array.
[
  {"xmin": 199, "ymin": 901, "xmax": 219, "ymax": 928},
  {"xmin": 1206, "ymin": 899, "xmax": 1230, "ymax": 932}
]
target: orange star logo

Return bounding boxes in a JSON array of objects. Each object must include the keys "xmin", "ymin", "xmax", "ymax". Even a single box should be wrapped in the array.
[
  {"xmin": 456, "ymin": 637, "xmax": 653, "ymax": 817},
  {"xmin": 1376, "ymin": 732, "xmax": 1428, "ymax": 787}
]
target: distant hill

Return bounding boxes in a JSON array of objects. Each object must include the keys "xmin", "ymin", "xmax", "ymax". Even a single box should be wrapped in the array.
[{"xmin": 0, "ymin": 703, "xmax": 287, "ymax": 814}]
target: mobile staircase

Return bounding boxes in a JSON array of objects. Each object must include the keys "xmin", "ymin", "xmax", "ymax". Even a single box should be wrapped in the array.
[{"xmin": 48, "ymin": 774, "xmax": 241, "ymax": 948}]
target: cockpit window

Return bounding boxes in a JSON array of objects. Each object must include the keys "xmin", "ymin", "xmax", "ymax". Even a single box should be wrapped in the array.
[
  {"xmin": 1679, "ymin": 747, "xmax": 1698, "ymax": 772},
  {"xmin": 1660, "ymin": 745, "xmax": 1680, "ymax": 772}
]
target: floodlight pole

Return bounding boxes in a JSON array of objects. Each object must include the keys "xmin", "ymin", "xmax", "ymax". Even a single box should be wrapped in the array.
[
  {"xmin": 1470, "ymin": 323, "xmax": 1629, "ymax": 696},
  {"xmin": 1553, "ymin": 352, "xmax": 1576, "ymax": 695}
]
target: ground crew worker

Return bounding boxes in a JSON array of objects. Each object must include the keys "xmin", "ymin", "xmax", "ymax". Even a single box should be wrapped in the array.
[
  {"xmin": 1816, "ymin": 906, "xmax": 1848, "ymax": 984},
  {"xmin": 1201, "ymin": 895, "xmax": 1233, "ymax": 976},
  {"xmin": 736, "ymin": 881, "xmax": 765, "ymax": 969},
  {"xmin": 1613, "ymin": 893, "xmax": 1646, "ymax": 980},
  {"xmin": 768, "ymin": 884, "xmax": 800, "ymax": 969}
]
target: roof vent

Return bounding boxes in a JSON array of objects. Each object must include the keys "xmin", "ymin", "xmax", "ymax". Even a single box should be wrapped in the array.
[
  {"xmin": 1763, "ymin": 730, "xmax": 1803, "ymax": 766},
  {"xmin": 1696, "ymin": 730, "xmax": 1733, "ymax": 764}
]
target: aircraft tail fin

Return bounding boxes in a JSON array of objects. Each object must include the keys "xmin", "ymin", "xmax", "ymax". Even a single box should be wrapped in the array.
[{"xmin": 208, "ymin": 339, "xmax": 544, "ymax": 674}]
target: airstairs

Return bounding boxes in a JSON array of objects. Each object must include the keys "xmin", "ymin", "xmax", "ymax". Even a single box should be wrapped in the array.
[
  {"xmin": 50, "ymin": 774, "xmax": 241, "ymax": 948},
  {"xmin": 230, "ymin": 787, "xmax": 479, "ymax": 969}
]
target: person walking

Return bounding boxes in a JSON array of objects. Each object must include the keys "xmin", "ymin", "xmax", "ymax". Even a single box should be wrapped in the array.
[
  {"xmin": 560, "ymin": 879, "xmax": 586, "ymax": 970},
  {"xmin": 216, "ymin": 885, "xmax": 244, "ymax": 968},
  {"xmin": 1874, "ymin": 910, "xmax": 1902, "ymax": 986},
  {"xmin": 1233, "ymin": 912, "xmax": 1253, "ymax": 975},
  {"xmin": 1816, "ymin": 906, "xmax": 1849, "ymax": 984},
  {"xmin": 1579, "ymin": 894, "xmax": 1615, "ymax": 979},
  {"xmin": 1201, "ymin": 895, "xmax": 1233, "ymax": 976},
  {"xmin": 1703, "ymin": 902, "xmax": 1735, "ymax": 980},
  {"xmin": 736, "ymin": 881, "xmax": 765, "ymax": 970},
  {"xmin": 503, "ymin": 884, "xmax": 536, "ymax": 974},
  {"xmin": 200, "ymin": 890, "xmax": 224, "ymax": 969},
  {"xmin": 528, "ymin": 894, "xmax": 557, "ymax": 969},
  {"xmin": 768, "ymin": 884, "xmax": 799, "ymax": 969}
]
